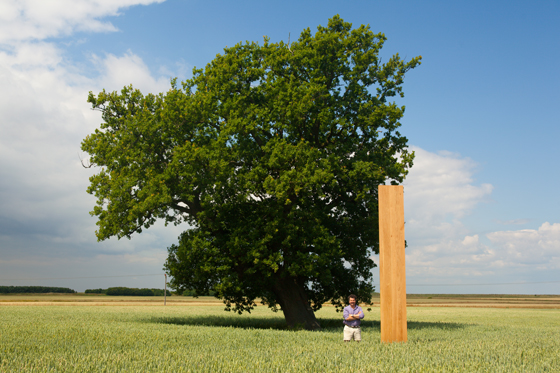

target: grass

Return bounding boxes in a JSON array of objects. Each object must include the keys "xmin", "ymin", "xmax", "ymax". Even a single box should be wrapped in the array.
[{"xmin": 1, "ymin": 303, "xmax": 559, "ymax": 372}]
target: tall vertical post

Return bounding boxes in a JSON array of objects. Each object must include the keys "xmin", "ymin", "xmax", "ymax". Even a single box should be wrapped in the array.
[{"xmin": 378, "ymin": 185, "xmax": 407, "ymax": 343}]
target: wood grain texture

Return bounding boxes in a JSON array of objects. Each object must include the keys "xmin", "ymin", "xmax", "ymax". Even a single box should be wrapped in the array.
[{"xmin": 378, "ymin": 185, "xmax": 407, "ymax": 342}]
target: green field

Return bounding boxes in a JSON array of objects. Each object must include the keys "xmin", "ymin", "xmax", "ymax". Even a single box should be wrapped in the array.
[{"xmin": 1, "ymin": 302, "xmax": 559, "ymax": 372}]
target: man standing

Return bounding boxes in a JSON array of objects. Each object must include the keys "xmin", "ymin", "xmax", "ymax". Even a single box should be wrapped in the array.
[{"xmin": 343, "ymin": 294, "xmax": 364, "ymax": 342}]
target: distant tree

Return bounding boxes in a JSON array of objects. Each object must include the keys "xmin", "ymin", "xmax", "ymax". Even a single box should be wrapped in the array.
[
  {"xmin": 0, "ymin": 286, "xmax": 76, "ymax": 294},
  {"xmin": 104, "ymin": 287, "xmax": 170, "ymax": 296},
  {"xmin": 85, "ymin": 288, "xmax": 106, "ymax": 294},
  {"xmin": 81, "ymin": 15, "xmax": 420, "ymax": 329}
]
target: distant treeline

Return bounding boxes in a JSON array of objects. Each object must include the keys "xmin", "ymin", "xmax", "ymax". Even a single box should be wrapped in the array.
[
  {"xmin": 0, "ymin": 286, "xmax": 76, "ymax": 294},
  {"xmin": 85, "ymin": 287, "xmax": 171, "ymax": 296}
]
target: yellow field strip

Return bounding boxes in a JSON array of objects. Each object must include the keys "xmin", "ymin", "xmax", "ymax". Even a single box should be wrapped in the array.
[
  {"xmin": 407, "ymin": 304, "xmax": 560, "ymax": 309},
  {"xmin": 0, "ymin": 301, "xmax": 220, "ymax": 306},
  {"xmin": 1, "ymin": 296, "xmax": 560, "ymax": 308}
]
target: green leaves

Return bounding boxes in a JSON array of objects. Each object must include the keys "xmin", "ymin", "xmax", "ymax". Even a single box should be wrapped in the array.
[{"xmin": 82, "ymin": 15, "xmax": 421, "ymax": 321}]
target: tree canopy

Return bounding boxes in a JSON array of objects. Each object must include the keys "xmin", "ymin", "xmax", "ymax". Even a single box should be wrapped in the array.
[{"xmin": 81, "ymin": 15, "xmax": 421, "ymax": 329}]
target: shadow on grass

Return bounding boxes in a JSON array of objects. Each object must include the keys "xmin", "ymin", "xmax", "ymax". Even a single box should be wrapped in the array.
[
  {"xmin": 146, "ymin": 315, "xmax": 289, "ymax": 330},
  {"xmin": 144, "ymin": 315, "xmax": 467, "ymax": 332}
]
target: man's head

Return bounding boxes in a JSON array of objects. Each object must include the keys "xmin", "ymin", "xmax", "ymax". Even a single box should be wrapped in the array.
[{"xmin": 349, "ymin": 294, "xmax": 357, "ymax": 307}]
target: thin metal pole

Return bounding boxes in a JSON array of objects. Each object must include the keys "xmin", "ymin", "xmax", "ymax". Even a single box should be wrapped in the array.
[{"xmin": 164, "ymin": 274, "xmax": 167, "ymax": 306}]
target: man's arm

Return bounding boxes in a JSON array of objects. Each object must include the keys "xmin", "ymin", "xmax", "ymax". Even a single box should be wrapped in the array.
[
  {"xmin": 345, "ymin": 307, "xmax": 363, "ymax": 320},
  {"xmin": 343, "ymin": 307, "xmax": 349, "ymax": 321},
  {"xmin": 347, "ymin": 311, "xmax": 362, "ymax": 320}
]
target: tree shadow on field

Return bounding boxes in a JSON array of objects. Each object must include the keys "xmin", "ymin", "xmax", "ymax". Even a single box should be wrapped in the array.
[
  {"xmin": 145, "ymin": 315, "xmax": 289, "ymax": 330},
  {"xmin": 147, "ymin": 316, "xmax": 378, "ymax": 331},
  {"xmin": 317, "ymin": 319, "xmax": 467, "ymax": 331},
  {"xmin": 144, "ymin": 315, "xmax": 467, "ymax": 331}
]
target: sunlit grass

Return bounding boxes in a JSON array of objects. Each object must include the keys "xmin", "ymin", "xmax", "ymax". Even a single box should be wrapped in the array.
[{"xmin": 1, "ymin": 305, "xmax": 559, "ymax": 372}]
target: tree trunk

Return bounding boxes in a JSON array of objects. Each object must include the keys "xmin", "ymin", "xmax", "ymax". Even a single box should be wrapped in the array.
[{"xmin": 273, "ymin": 276, "xmax": 321, "ymax": 330}]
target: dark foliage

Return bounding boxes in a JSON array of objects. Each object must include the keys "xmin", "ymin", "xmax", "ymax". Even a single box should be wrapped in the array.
[
  {"xmin": 0, "ymin": 286, "xmax": 76, "ymax": 294},
  {"xmin": 84, "ymin": 288, "xmax": 106, "ymax": 294},
  {"xmin": 82, "ymin": 15, "xmax": 420, "ymax": 329},
  {"xmin": 103, "ymin": 287, "xmax": 171, "ymax": 296}
]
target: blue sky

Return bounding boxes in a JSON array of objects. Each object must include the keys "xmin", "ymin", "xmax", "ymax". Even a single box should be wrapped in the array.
[{"xmin": 1, "ymin": 0, "xmax": 559, "ymax": 294}]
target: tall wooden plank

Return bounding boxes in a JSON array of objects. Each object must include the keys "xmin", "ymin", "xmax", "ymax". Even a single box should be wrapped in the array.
[{"xmin": 378, "ymin": 185, "xmax": 407, "ymax": 342}]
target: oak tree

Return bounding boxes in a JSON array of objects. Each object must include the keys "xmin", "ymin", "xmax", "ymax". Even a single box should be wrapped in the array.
[{"xmin": 82, "ymin": 15, "xmax": 421, "ymax": 330}]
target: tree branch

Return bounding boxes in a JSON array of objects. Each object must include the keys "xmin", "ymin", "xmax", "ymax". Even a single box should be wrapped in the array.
[
  {"xmin": 287, "ymin": 32, "xmax": 294, "ymax": 55},
  {"xmin": 78, "ymin": 153, "xmax": 93, "ymax": 168}
]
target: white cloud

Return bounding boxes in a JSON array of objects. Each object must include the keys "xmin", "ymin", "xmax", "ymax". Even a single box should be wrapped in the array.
[
  {"xmin": 377, "ymin": 147, "xmax": 560, "ymax": 292},
  {"xmin": 398, "ymin": 221, "xmax": 560, "ymax": 292},
  {"xmin": 400, "ymin": 146, "xmax": 493, "ymax": 249},
  {"xmin": 404, "ymin": 146, "xmax": 493, "ymax": 222},
  {"xmin": 0, "ymin": 41, "xmax": 62, "ymax": 67},
  {"xmin": 92, "ymin": 50, "xmax": 171, "ymax": 94},
  {"xmin": 0, "ymin": 0, "xmax": 165, "ymax": 44},
  {"xmin": 370, "ymin": 147, "xmax": 498, "ymax": 285},
  {"xmin": 0, "ymin": 44, "xmax": 173, "ymax": 230},
  {"xmin": 487, "ymin": 222, "xmax": 560, "ymax": 268},
  {"xmin": 0, "ymin": 0, "xmax": 179, "ymax": 281}
]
